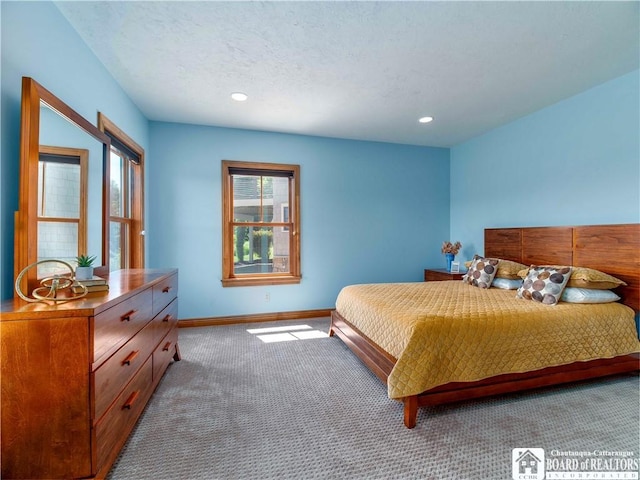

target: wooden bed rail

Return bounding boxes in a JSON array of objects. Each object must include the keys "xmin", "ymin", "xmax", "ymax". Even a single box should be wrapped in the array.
[{"xmin": 402, "ymin": 353, "xmax": 639, "ymax": 428}]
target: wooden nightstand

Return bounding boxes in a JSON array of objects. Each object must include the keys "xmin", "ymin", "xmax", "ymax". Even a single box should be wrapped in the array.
[{"xmin": 424, "ymin": 268, "xmax": 465, "ymax": 282}]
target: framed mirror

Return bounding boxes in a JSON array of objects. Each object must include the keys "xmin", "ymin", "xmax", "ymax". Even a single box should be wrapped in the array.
[{"xmin": 14, "ymin": 77, "xmax": 110, "ymax": 295}]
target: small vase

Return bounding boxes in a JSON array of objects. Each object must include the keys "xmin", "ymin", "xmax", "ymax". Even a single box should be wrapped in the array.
[
  {"xmin": 75, "ymin": 266, "xmax": 94, "ymax": 281},
  {"xmin": 445, "ymin": 253, "xmax": 455, "ymax": 272}
]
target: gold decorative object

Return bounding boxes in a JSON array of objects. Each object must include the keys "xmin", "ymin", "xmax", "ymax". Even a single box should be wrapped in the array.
[{"xmin": 15, "ymin": 260, "xmax": 87, "ymax": 304}]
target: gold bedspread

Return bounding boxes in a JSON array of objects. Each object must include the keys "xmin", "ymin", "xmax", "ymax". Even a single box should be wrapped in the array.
[{"xmin": 335, "ymin": 281, "xmax": 640, "ymax": 399}]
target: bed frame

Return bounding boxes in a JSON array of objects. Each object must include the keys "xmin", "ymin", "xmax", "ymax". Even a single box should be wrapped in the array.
[{"xmin": 329, "ymin": 224, "xmax": 640, "ymax": 428}]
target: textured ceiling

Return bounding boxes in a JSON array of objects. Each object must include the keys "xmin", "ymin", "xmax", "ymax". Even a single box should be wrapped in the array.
[{"xmin": 55, "ymin": 1, "xmax": 639, "ymax": 147}]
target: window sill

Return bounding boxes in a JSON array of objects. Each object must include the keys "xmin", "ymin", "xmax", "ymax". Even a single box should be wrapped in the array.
[{"xmin": 221, "ymin": 275, "xmax": 301, "ymax": 288}]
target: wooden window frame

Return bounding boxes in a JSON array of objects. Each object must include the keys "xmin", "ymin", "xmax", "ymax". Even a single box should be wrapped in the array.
[
  {"xmin": 222, "ymin": 160, "xmax": 300, "ymax": 287},
  {"xmin": 98, "ymin": 113, "xmax": 145, "ymax": 269}
]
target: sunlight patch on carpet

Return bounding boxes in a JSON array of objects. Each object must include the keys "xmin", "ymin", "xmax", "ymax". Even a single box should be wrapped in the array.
[
  {"xmin": 248, "ymin": 323, "xmax": 329, "ymax": 343},
  {"xmin": 247, "ymin": 324, "xmax": 312, "ymax": 334}
]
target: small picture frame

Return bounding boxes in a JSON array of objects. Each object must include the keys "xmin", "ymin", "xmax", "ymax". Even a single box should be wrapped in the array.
[{"xmin": 450, "ymin": 261, "xmax": 460, "ymax": 273}]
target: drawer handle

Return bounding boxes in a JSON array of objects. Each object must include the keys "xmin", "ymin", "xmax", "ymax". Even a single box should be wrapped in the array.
[
  {"xmin": 122, "ymin": 350, "xmax": 140, "ymax": 366},
  {"xmin": 121, "ymin": 310, "xmax": 137, "ymax": 322},
  {"xmin": 122, "ymin": 390, "xmax": 140, "ymax": 410},
  {"xmin": 162, "ymin": 286, "xmax": 171, "ymax": 293},
  {"xmin": 162, "ymin": 341, "xmax": 172, "ymax": 352},
  {"xmin": 162, "ymin": 314, "xmax": 172, "ymax": 322}
]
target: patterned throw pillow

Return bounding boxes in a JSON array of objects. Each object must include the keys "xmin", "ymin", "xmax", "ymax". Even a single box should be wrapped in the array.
[
  {"xmin": 516, "ymin": 266, "xmax": 572, "ymax": 305},
  {"xmin": 462, "ymin": 255, "xmax": 500, "ymax": 288}
]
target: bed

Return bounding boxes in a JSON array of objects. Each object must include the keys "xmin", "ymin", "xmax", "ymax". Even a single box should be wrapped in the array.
[{"xmin": 329, "ymin": 224, "xmax": 640, "ymax": 428}]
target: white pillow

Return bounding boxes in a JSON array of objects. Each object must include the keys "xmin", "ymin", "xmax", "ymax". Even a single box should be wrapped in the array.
[
  {"xmin": 560, "ymin": 288, "xmax": 620, "ymax": 304},
  {"xmin": 491, "ymin": 278, "xmax": 523, "ymax": 290}
]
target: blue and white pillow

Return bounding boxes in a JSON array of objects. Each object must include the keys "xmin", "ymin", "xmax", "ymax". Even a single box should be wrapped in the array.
[
  {"xmin": 491, "ymin": 277, "xmax": 523, "ymax": 290},
  {"xmin": 560, "ymin": 288, "xmax": 620, "ymax": 304}
]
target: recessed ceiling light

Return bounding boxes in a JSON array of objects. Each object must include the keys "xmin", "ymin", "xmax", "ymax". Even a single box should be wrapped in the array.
[
  {"xmin": 418, "ymin": 116, "xmax": 434, "ymax": 124},
  {"xmin": 231, "ymin": 92, "xmax": 248, "ymax": 102}
]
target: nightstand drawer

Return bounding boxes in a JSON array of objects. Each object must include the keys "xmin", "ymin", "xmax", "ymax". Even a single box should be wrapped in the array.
[{"xmin": 424, "ymin": 269, "xmax": 464, "ymax": 282}]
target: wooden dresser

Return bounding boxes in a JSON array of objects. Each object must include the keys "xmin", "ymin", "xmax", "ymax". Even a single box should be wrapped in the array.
[{"xmin": 0, "ymin": 269, "xmax": 179, "ymax": 479}]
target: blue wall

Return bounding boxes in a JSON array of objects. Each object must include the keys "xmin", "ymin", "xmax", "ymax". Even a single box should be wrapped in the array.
[
  {"xmin": 450, "ymin": 70, "xmax": 640, "ymax": 261},
  {"xmin": 0, "ymin": 1, "xmax": 450, "ymax": 315},
  {"xmin": 1, "ymin": 1, "xmax": 149, "ymax": 299},
  {"xmin": 2, "ymin": 2, "xmax": 637, "ymax": 322},
  {"xmin": 148, "ymin": 122, "xmax": 450, "ymax": 318}
]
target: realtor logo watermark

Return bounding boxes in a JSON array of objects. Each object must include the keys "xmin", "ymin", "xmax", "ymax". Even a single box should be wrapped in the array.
[
  {"xmin": 513, "ymin": 448, "xmax": 546, "ymax": 480},
  {"xmin": 512, "ymin": 448, "xmax": 638, "ymax": 480}
]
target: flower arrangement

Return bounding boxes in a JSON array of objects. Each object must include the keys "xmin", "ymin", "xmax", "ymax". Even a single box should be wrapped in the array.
[{"xmin": 441, "ymin": 241, "xmax": 462, "ymax": 255}]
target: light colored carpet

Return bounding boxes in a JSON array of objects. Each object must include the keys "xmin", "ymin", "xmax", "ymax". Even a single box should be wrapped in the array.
[{"xmin": 107, "ymin": 318, "xmax": 639, "ymax": 480}]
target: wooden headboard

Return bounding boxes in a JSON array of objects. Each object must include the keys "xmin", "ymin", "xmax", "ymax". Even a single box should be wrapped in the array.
[{"xmin": 485, "ymin": 224, "xmax": 640, "ymax": 312}]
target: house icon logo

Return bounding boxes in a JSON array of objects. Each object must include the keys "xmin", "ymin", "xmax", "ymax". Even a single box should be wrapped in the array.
[{"xmin": 512, "ymin": 448, "xmax": 545, "ymax": 480}]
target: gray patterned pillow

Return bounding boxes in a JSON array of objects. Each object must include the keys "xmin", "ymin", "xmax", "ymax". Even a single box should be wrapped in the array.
[
  {"xmin": 516, "ymin": 266, "xmax": 572, "ymax": 305},
  {"xmin": 462, "ymin": 255, "xmax": 500, "ymax": 288}
]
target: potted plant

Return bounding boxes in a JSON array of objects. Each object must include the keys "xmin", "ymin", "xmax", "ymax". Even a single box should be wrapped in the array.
[
  {"xmin": 441, "ymin": 241, "xmax": 462, "ymax": 272},
  {"xmin": 75, "ymin": 254, "xmax": 96, "ymax": 281}
]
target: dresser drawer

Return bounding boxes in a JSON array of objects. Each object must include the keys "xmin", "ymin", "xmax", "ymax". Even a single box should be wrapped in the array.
[
  {"xmin": 152, "ymin": 298, "xmax": 178, "ymax": 348},
  {"xmin": 93, "ymin": 321, "xmax": 156, "ymax": 423},
  {"xmin": 152, "ymin": 273, "xmax": 178, "ymax": 317},
  {"xmin": 153, "ymin": 327, "xmax": 178, "ymax": 383},
  {"xmin": 93, "ymin": 288, "xmax": 153, "ymax": 364},
  {"xmin": 95, "ymin": 357, "xmax": 154, "ymax": 472}
]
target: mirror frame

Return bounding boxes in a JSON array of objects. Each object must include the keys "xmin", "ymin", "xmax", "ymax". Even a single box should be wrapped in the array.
[{"xmin": 14, "ymin": 77, "xmax": 111, "ymax": 295}]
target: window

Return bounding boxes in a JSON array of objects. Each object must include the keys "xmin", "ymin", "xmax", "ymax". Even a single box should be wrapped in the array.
[
  {"xmin": 222, "ymin": 160, "xmax": 300, "ymax": 287},
  {"xmin": 36, "ymin": 146, "xmax": 88, "ymax": 277},
  {"xmin": 98, "ymin": 113, "xmax": 145, "ymax": 271}
]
